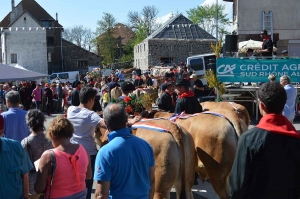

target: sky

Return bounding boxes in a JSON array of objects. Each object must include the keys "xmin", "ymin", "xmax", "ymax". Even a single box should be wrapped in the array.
[{"xmin": 0, "ymin": 0, "xmax": 233, "ymax": 32}]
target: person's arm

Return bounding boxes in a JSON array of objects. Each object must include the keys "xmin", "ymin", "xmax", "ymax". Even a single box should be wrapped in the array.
[
  {"xmin": 94, "ymin": 181, "xmax": 110, "ymax": 199},
  {"xmin": 194, "ymin": 81, "xmax": 204, "ymax": 91},
  {"xmin": 174, "ymin": 99, "xmax": 184, "ymax": 114},
  {"xmin": 34, "ymin": 150, "xmax": 51, "ymax": 194},
  {"xmin": 157, "ymin": 94, "xmax": 166, "ymax": 110},
  {"xmin": 22, "ymin": 173, "xmax": 29, "ymax": 198},
  {"xmin": 98, "ymin": 119, "xmax": 107, "ymax": 129},
  {"xmin": 148, "ymin": 166, "xmax": 155, "ymax": 199}
]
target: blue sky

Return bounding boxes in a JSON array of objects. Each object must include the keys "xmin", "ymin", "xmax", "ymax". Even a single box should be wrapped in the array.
[{"xmin": 0, "ymin": 0, "xmax": 233, "ymax": 31}]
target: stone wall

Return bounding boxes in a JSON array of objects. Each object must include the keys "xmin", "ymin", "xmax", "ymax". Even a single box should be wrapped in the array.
[
  {"xmin": 62, "ymin": 39, "xmax": 102, "ymax": 73},
  {"xmin": 134, "ymin": 39, "xmax": 215, "ymax": 70}
]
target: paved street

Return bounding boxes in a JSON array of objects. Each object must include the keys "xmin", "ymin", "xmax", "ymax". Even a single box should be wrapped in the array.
[{"xmin": 45, "ymin": 114, "xmax": 300, "ymax": 199}]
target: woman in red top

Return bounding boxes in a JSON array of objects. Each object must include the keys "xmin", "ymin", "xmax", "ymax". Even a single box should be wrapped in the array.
[{"xmin": 35, "ymin": 116, "xmax": 92, "ymax": 198}]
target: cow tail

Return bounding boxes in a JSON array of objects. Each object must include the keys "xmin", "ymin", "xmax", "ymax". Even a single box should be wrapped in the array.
[{"xmin": 174, "ymin": 123, "xmax": 187, "ymax": 199}]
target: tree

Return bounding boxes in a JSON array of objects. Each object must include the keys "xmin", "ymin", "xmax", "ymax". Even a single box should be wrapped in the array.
[
  {"xmin": 187, "ymin": 3, "xmax": 231, "ymax": 40},
  {"xmin": 95, "ymin": 13, "xmax": 118, "ymax": 66},
  {"xmin": 62, "ymin": 25, "xmax": 93, "ymax": 51},
  {"xmin": 127, "ymin": 5, "xmax": 159, "ymax": 36}
]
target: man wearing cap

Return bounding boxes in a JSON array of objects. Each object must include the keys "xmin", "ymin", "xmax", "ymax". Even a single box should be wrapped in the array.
[
  {"xmin": 257, "ymin": 30, "xmax": 273, "ymax": 57},
  {"xmin": 174, "ymin": 79, "xmax": 202, "ymax": 114},
  {"xmin": 158, "ymin": 81, "xmax": 177, "ymax": 112},
  {"xmin": 190, "ymin": 74, "xmax": 205, "ymax": 102},
  {"xmin": 281, "ymin": 50, "xmax": 289, "ymax": 59},
  {"xmin": 160, "ymin": 72, "xmax": 173, "ymax": 95},
  {"xmin": 144, "ymin": 72, "xmax": 153, "ymax": 87}
]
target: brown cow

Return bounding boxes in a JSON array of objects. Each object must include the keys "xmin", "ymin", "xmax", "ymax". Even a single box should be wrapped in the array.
[
  {"xmin": 94, "ymin": 118, "xmax": 196, "ymax": 199},
  {"xmin": 201, "ymin": 101, "xmax": 250, "ymax": 127},
  {"xmin": 145, "ymin": 109, "xmax": 247, "ymax": 199}
]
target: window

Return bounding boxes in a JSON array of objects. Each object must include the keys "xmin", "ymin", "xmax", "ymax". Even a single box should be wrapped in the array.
[
  {"xmin": 47, "ymin": 37, "xmax": 54, "ymax": 46},
  {"xmin": 160, "ymin": 57, "xmax": 173, "ymax": 65},
  {"xmin": 190, "ymin": 58, "xmax": 204, "ymax": 71},
  {"xmin": 41, "ymin": 20, "xmax": 53, "ymax": 28},
  {"xmin": 58, "ymin": 73, "xmax": 69, "ymax": 79},
  {"xmin": 11, "ymin": 53, "xmax": 17, "ymax": 63},
  {"xmin": 144, "ymin": 43, "xmax": 146, "ymax": 51},
  {"xmin": 47, "ymin": 53, "xmax": 52, "ymax": 62},
  {"xmin": 49, "ymin": 74, "xmax": 57, "ymax": 80},
  {"xmin": 77, "ymin": 61, "xmax": 88, "ymax": 68}
]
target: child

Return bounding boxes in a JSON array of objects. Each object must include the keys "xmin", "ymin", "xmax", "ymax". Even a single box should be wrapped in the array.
[{"xmin": 102, "ymin": 85, "xmax": 109, "ymax": 108}]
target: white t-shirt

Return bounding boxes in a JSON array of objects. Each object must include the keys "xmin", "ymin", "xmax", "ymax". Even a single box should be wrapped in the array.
[{"xmin": 67, "ymin": 106, "xmax": 102, "ymax": 155}]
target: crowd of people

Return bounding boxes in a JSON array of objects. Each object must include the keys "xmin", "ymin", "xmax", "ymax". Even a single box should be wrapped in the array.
[{"xmin": 1, "ymin": 56, "xmax": 300, "ymax": 199}]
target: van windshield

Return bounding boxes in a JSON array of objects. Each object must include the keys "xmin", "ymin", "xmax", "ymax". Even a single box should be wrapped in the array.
[
  {"xmin": 49, "ymin": 74, "xmax": 57, "ymax": 80},
  {"xmin": 190, "ymin": 58, "xmax": 204, "ymax": 71}
]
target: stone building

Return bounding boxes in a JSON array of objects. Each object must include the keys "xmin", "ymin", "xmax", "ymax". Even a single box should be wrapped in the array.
[
  {"xmin": 134, "ymin": 14, "xmax": 216, "ymax": 70},
  {"xmin": 62, "ymin": 39, "xmax": 102, "ymax": 73},
  {"xmin": 223, "ymin": 0, "xmax": 300, "ymax": 56}
]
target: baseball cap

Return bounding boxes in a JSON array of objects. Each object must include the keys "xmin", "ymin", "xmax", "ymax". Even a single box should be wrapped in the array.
[{"xmin": 281, "ymin": 50, "xmax": 288, "ymax": 54}]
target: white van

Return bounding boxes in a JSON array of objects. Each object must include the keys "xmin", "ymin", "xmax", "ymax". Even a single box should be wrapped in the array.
[{"xmin": 49, "ymin": 71, "xmax": 79, "ymax": 83}]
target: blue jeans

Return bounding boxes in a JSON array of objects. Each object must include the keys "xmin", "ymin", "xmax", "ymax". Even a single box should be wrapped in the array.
[{"xmin": 35, "ymin": 101, "xmax": 41, "ymax": 109}]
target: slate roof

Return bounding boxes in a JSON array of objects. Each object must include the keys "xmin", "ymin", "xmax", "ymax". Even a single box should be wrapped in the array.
[
  {"xmin": 145, "ymin": 14, "xmax": 215, "ymax": 40},
  {"xmin": 0, "ymin": 0, "xmax": 62, "ymax": 28}
]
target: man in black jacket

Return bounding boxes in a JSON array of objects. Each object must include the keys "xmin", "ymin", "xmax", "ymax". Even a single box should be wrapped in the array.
[
  {"xmin": 158, "ymin": 81, "xmax": 177, "ymax": 112},
  {"xmin": 174, "ymin": 79, "xmax": 202, "ymax": 114},
  {"xmin": 257, "ymin": 30, "xmax": 273, "ymax": 57},
  {"xmin": 144, "ymin": 72, "xmax": 153, "ymax": 87},
  {"xmin": 229, "ymin": 82, "xmax": 300, "ymax": 199}
]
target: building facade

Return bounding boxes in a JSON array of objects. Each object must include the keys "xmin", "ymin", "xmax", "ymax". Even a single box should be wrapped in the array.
[
  {"xmin": 1, "ymin": 11, "xmax": 47, "ymax": 74},
  {"xmin": 224, "ymin": 0, "xmax": 300, "ymax": 56},
  {"xmin": 134, "ymin": 14, "xmax": 216, "ymax": 70},
  {"xmin": 63, "ymin": 39, "xmax": 102, "ymax": 73},
  {"xmin": 0, "ymin": 0, "xmax": 63, "ymax": 74}
]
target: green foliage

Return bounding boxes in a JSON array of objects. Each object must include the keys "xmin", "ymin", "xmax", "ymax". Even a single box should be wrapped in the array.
[
  {"xmin": 97, "ymin": 32, "xmax": 118, "ymax": 64},
  {"xmin": 132, "ymin": 24, "xmax": 148, "ymax": 46},
  {"xmin": 187, "ymin": 3, "xmax": 231, "ymax": 40}
]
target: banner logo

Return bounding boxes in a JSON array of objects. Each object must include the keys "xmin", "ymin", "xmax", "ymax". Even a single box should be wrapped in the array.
[{"xmin": 217, "ymin": 64, "xmax": 236, "ymax": 76}]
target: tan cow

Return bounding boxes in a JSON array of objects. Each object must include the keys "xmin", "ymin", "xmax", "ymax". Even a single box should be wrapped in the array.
[
  {"xmin": 94, "ymin": 118, "xmax": 196, "ymax": 199},
  {"xmin": 145, "ymin": 109, "xmax": 247, "ymax": 199},
  {"xmin": 201, "ymin": 101, "xmax": 250, "ymax": 127}
]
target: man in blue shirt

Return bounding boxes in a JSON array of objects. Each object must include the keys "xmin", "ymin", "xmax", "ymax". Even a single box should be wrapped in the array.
[
  {"xmin": 1, "ymin": 91, "xmax": 30, "ymax": 142},
  {"xmin": 0, "ymin": 125, "xmax": 33, "ymax": 199},
  {"xmin": 94, "ymin": 103, "xmax": 155, "ymax": 199}
]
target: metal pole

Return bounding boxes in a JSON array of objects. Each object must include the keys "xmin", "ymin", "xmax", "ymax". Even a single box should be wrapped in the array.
[{"xmin": 216, "ymin": 0, "xmax": 219, "ymax": 41}]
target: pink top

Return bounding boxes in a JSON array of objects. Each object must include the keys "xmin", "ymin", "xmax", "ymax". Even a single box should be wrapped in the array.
[
  {"xmin": 32, "ymin": 88, "xmax": 41, "ymax": 101},
  {"xmin": 45, "ymin": 144, "xmax": 88, "ymax": 198}
]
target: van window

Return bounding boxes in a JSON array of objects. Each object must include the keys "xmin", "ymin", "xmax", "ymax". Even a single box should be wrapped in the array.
[
  {"xmin": 59, "ymin": 73, "xmax": 69, "ymax": 79},
  {"xmin": 190, "ymin": 58, "xmax": 204, "ymax": 71},
  {"xmin": 49, "ymin": 74, "xmax": 57, "ymax": 80},
  {"xmin": 204, "ymin": 55, "xmax": 216, "ymax": 66}
]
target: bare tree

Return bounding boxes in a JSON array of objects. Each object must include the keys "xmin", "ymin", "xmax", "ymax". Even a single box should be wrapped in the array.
[
  {"xmin": 62, "ymin": 25, "xmax": 93, "ymax": 51},
  {"xmin": 127, "ymin": 5, "xmax": 159, "ymax": 36}
]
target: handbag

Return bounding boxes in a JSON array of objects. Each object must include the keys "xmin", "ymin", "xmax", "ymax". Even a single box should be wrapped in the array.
[{"xmin": 46, "ymin": 150, "xmax": 56, "ymax": 199}]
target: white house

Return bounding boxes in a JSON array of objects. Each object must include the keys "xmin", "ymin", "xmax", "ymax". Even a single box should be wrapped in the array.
[{"xmin": 1, "ymin": 11, "xmax": 47, "ymax": 74}]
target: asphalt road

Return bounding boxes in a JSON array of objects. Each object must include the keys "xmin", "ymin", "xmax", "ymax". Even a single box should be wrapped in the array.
[{"xmin": 45, "ymin": 114, "xmax": 300, "ymax": 199}]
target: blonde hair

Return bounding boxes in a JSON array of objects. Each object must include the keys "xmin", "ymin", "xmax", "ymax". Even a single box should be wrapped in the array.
[{"xmin": 46, "ymin": 116, "xmax": 74, "ymax": 141}]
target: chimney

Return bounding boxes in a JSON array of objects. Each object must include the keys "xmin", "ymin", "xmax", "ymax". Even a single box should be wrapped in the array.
[
  {"xmin": 56, "ymin": 13, "xmax": 58, "ymax": 21},
  {"xmin": 11, "ymin": 0, "xmax": 15, "ymax": 11}
]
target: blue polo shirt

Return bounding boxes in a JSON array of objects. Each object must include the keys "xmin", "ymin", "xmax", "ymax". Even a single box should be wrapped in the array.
[
  {"xmin": 1, "ymin": 108, "xmax": 30, "ymax": 142},
  {"xmin": 94, "ymin": 128, "xmax": 154, "ymax": 199},
  {"xmin": 0, "ymin": 138, "xmax": 33, "ymax": 199}
]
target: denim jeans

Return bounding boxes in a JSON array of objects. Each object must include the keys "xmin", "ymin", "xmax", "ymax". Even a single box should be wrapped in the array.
[{"xmin": 35, "ymin": 101, "xmax": 41, "ymax": 110}]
